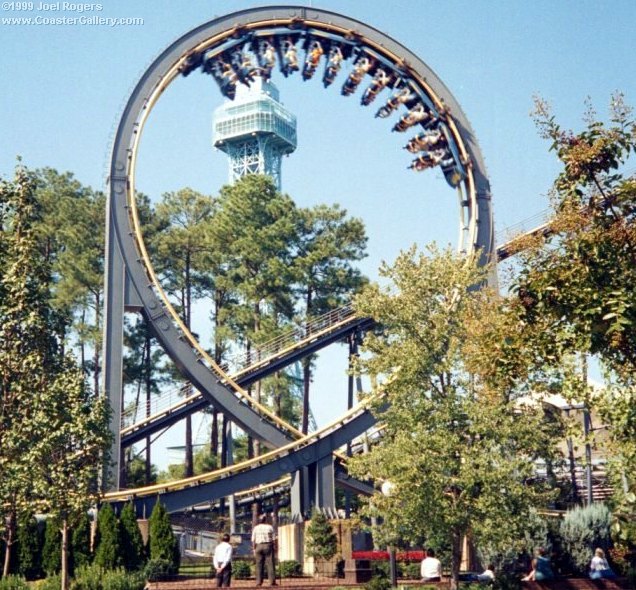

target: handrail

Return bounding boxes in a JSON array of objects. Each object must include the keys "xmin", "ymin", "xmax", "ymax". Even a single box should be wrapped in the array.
[{"xmin": 120, "ymin": 304, "xmax": 364, "ymax": 433}]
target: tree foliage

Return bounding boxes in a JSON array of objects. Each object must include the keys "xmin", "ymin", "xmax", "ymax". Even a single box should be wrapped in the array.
[
  {"xmin": 147, "ymin": 502, "xmax": 179, "ymax": 570},
  {"xmin": 349, "ymin": 246, "xmax": 560, "ymax": 589},
  {"xmin": 119, "ymin": 503, "xmax": 146, "ymax": 571},
  {"xmin": 0, "ymin": 166, "xmax": 109, "ymax": 588},
  {"xmin": 514, "ymin": 95, "xmax": 636, "ymax": 538},
  {"xmin": 304, "ymin": 509, "xmax": 338, "ymax": 562},
  {"xmin": 94, "ymin": 504, "xmax": 123, "ymax": 570},
  {"xmin": 42, "ymin": 519, "xmax": 61, "ymax": 577},
  {"xmin": 15, "ymin": 513, "xmax": 42, "ymax": 580}
]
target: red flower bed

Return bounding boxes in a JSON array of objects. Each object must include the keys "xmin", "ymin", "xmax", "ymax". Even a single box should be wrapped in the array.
[{"xmin": 352, "ymin": 550, "xmax": 425, "ymax": 561}]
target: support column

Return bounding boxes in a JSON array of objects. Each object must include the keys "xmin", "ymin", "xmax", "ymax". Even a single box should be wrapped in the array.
[
  {"xmin": 584, "ymin": 409, "xmax": 593, "ymax": 505},
  {"xmin": 345, "ymin": 333, "xmax": 358, "ymax": 518},
  {"xmin": 313, "ymin": 455, "xmax": 337, "ymax": 518},
  {"xmin": 102, "ymin": 209, "xmax": 125, "ymax": 491}
]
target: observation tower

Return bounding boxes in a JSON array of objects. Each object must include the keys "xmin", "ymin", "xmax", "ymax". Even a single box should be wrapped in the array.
[{"xmin": 213, "ymin": 78, "xmax": 297, "ymax": 189}]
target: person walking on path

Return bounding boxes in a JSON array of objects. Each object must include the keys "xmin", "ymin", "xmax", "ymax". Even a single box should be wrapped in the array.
[
  {"xmin": 214, "ymin": 533, "xmax": 233, "ymax": 587},
  {"xmin": 252, "ymin": 514, "xmax": 277, "ymax": 586}
]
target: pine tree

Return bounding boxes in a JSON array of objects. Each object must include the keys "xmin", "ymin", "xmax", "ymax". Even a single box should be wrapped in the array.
[
  {"xmin": 152, "ymin": 188, "xmax": 215, "ymax": 477},
  {"xmin": 119, "ymin": 503, "xmax": 145, "ymax": 571},
  {"xmin": 16, "ymin": 513, "xmax": 42, "ymax": 580},
  {"xmin": 94, "ymin": 504, "xmax": 123, "ymax": 570},
  {"xmin": 291, "ymin": 204, "xmax": 367, "ymax": 433},
  {"xmin": 70, "ymin": 512, "xmax": 92, "ymax": 573},
  {"xmin": 148, "ymin": 502, "xmax": 179, "ymax": 570},
  {"xmin": 42, "ymin": 519, "xmax": 61, "ymax": 577}
]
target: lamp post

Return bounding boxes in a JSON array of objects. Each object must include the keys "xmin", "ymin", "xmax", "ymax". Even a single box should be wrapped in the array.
[{"xmin": 381, "ymin": 482, "xmax": 398, "ymax": 588}]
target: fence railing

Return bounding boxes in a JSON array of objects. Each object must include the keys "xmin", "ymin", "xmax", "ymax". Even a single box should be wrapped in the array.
[{"xmin": 121, "ymin": 304, "xmax": 358, "ymax": 429}]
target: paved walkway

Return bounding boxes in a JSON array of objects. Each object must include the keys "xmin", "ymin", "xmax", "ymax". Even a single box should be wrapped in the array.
[{"xmin": 146, "ymin": 579, "xmax": 362, "ymax": 590}]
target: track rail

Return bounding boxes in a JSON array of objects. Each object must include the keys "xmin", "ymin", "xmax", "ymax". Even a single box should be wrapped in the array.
[
  {"xmin": 105, "ymin": 397, "xmax": 378, "ymax": 513},
  {"xmin": 104, "ymin": 6, "xmax": 494, "ymax": 493},
  {"xmin": 121, "ymin": 310, "xmax": 373, "ymax": 446}
]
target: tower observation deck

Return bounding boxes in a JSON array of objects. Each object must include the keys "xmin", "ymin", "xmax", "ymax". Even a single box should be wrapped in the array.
[{"xmin": 213, "ymin": 78, "xmax": 297, "ymax": 189}]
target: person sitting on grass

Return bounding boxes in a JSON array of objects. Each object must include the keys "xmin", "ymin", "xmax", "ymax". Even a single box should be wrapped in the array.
[{"xmin": 522, "ymin": 547, "xmax": 554, "ymax": 581}]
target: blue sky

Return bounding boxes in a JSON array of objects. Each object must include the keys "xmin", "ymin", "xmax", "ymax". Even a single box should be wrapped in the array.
[{"xmin": 2, "ymin": 0, "xmax": 635, "ymax": 468}]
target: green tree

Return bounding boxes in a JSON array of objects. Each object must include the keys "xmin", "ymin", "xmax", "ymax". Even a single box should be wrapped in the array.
[
  {"xmin": 94, "ymin": 504, "xmax": 123, "ymax": 570},
  {"xmin": 70, "ymin": 512, "xmax": 92, "ymax": 572},
  {"xmin": 349, "ymin": 246, "xmax": 560, "ymax": 590},
  {"xmin": 152, "ymin": 187, "xmax": 215, "ymax": 477},
  {"xmin": 42, "ymin": 519, "xmax": 61, "ymax": 577},
  {"xmin": 514, "ymin": 95, "xmax": 636, "ymax": 536},
  {"xmin": 291, "ymin": 204, "xmax": 367, "ymax": 433},
  {"xmin": 148, "ymin": 502, "xmax": 179, "ymax": 571},
  {"xmin": 0, "ymin": 166, "xmax": 110, "ymax": 589},
  {"xmin": 119, "ymin": 503, "xmax": 145, "ymax": 571},
  {"xmin": 125, "ymin": 454, "xmax": 158, "ymax": 488},
  {"xmin": 210, "ymin": 176, "xmax": 298, "ymax": 454},
  {"xmin": 304, "ymin": 509, "xmax": 338, "ymax": 562},
  {"xmin": 34, "ymin": 168, "xmax": 106, "ymax": 395},
  {"xmin": 122, "ymin": 314, "xmax": 167, "ymax": 486},
  {"xmin": 26, "ymin": 361, "xmax": 110, "ymax": 588},
  {"xmin": 15, "ymin": 513, "xmax": 42, "ymax": 580},
  {"xmin": 0, "ymin": 165, "xmax": 57, "ymax": 576}
]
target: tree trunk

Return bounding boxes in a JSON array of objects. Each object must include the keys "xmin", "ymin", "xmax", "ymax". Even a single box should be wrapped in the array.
[
  {"xmin": 93, "ymin": 291, "xmax": 101, "ymax": 397},
  {"xmin": 80, "ymin": 308, "xmax": 86, "ymax": 372},
  {"xmin": 450, "ymin": 529, "xmax": 462, "ymax": 590},
  {"xmin": 144, "ymin": 325, "xmax": 152, "ymax": 484},
  {"xmin": 2, "ymin": 509, "xmax": 15, "ymax": 577},
  {"xmin": 60, "ymin": 519, "xmax": 69, "ymax": 590}
]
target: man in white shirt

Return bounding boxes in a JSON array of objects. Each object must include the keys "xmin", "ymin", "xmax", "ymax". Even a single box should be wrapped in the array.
[
  {"xmin": 252, "ymin": 514, "xmax": 277, "ymax": 586},
  {"xmin": 421, "ymin": 548, "xmax": 442, "ymax": 582},
  {"xmin": 213, "ymin": 533, "xmax": 233, "ymax": 587}
]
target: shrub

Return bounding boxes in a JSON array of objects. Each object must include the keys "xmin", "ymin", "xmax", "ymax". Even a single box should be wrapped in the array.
[
  {"xmin": 0, "ymin": 576, "xmax": 29, "ymax": 590},
  {"xmin": 277, "ymin": 560, "xmax": 302, "ymax": 577},
  {"xmin": 94, "ymin": 504, "xmax": 123, "ymax": 570},
  {"xmin": 102, "ymin": 568, "xmax": 145, "ymax": 590},
  {"xmin": 560, "ymin": 503, "xmax": 612, "ymax": 575},
  {"xmin": 143, "ymin": 558, "xmax": 175, "ymax": 582},
  {"xmin": 34, "ymin": 575, "xmax": 62, "ymax": 590},
  {"xmin": 70, "ymin": 564, "xmax": 106, "ymax": 590},
  {"xmin": 364, "ymin": 574, "xmax": 391, "ymax": 590},
  {"xmin": 233, "ymin": 560, "xmax": 253, "ymax": 579},
  {"xmin": 402, "ymin": 562, "xmax": 421, "ymax": 579}
]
